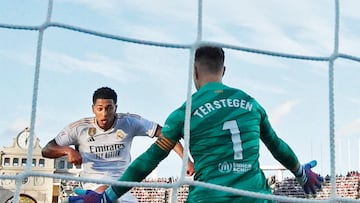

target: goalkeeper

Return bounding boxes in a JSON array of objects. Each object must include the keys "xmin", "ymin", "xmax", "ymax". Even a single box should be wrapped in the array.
[{"xmin": 65, "ymin": 46, "xmax": 323, "ymax": 203}]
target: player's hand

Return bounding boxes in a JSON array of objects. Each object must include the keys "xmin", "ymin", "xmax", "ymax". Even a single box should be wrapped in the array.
[
  {"xmin": 295, "ymin": 160, "xmax": 324, "ymax": 195},
  {"xmin": 66, "ymin": 148, "xmax": 83, "ymax": 165},
  {"xmin": 61, "ymin": 188, "xmax": 112, "ymax": 203},
  {"xmin": 186, "ymin": 160, "xmax": 195, "ymax": 176}
]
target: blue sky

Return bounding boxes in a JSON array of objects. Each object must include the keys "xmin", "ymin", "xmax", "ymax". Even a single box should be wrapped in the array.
[{"xmin": 0, "ymin": 0, "xmax": 359, "ymax": 179}]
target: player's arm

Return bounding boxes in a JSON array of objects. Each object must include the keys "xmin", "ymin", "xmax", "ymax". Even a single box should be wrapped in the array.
[
  {"xmin": 172, "ymin": 142, "xmax": 195, "ymax": 176},
  {"xmin": 259, "ymin": 109, "xmax": 323, "ymax": 195},
  {"xmin": 110, "ymin": 134, "xmax": 174, "ymax": 197},
  {"xmin": 41, "ymin": 139, "xmax": 82, "ymax": 165},
  {"xmin": 63, "ymin": 133, "xmax": 176, "ymax": 203},
  {"xmin": 154, "ymin": 125, "xmax": 195, "ymax": 176},
  {"xmin": 261, "ymin": 128, "xmax": 323, "ymax": 195}
]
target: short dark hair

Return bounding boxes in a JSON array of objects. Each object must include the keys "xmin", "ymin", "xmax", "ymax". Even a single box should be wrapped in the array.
[
  {"xmin": 195, "ymin": 46, "xmax": 225, "ymax": 72},
  {"xmin": 92, "ymin": 87, "xmax": 117, "ymax": 104}
]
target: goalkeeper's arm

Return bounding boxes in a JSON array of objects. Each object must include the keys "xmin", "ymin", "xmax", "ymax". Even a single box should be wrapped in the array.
[{"xmin": 105, "ymin": 135, "xmax": 175, "ymax": 200}]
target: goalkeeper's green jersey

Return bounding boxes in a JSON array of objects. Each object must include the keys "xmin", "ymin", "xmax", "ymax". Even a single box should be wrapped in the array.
[{"xmin": 162, "ymin": 82, "xmax": 299, "ymax": 202}]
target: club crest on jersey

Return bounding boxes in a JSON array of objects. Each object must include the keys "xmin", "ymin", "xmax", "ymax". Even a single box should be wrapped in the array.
[
  {"xmin": 88, "ymin": 127, "xmax": 96, "ymax": 137},
  {"xmin": 116, "ymin": 129, "xmax": 127, "ymax": 140}
]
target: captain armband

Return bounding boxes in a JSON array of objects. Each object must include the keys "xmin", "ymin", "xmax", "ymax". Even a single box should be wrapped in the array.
[{"xmin": 155, "ymin": 136, "xmax": 176, "ymax": 152}]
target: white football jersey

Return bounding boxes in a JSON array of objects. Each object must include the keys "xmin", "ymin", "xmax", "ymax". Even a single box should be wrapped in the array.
[{"xmin": 55, "ymin": 113, "xmax": 158, "ymax": 180}]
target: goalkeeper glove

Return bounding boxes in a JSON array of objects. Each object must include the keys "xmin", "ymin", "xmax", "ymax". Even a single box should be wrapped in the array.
[
  {"xmin": 294, "ymin": 160, "xmax": 324, "ymax": 195},
  {"xmin": 62, "ymin": 187, "xmax": 117, "ymax": 203}
]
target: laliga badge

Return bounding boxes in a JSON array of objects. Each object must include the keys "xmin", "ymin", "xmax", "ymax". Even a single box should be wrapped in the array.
[
  {"xmin": 88, "ymin": 127, "xmax": 96, "ymax": 137},
  {"xmin": 116, "ymin": 129, "xmax": 127, "ymax": 140}
]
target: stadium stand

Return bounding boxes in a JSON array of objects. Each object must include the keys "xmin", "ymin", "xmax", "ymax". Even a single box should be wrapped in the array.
[
  {"xmin": 127, "ymin": 172, "xmax": 360, "ymax": 202},
  {"xmin": 130, "ymin": 178, "xmax": 169, "ymax": 203}
]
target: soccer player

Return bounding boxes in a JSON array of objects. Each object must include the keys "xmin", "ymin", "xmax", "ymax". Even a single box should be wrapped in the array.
[
  {"xmin": 42, "ymin": 86, "xmax": 194, "ymax": 203},
  {"xmin": 64, "ymin": 47, "xmax": 323, "ymax": 202}
]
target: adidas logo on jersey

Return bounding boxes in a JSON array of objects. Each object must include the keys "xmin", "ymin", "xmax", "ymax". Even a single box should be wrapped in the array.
[{"xmin": 87, "ymin": 136, "xmax": 95, "ymax": 142}]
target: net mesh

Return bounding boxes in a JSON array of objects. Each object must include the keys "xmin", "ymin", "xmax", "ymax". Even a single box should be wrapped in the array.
[{"xmin": 1, "ymin": 0, "xmax": 360, "ymax": 202}]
